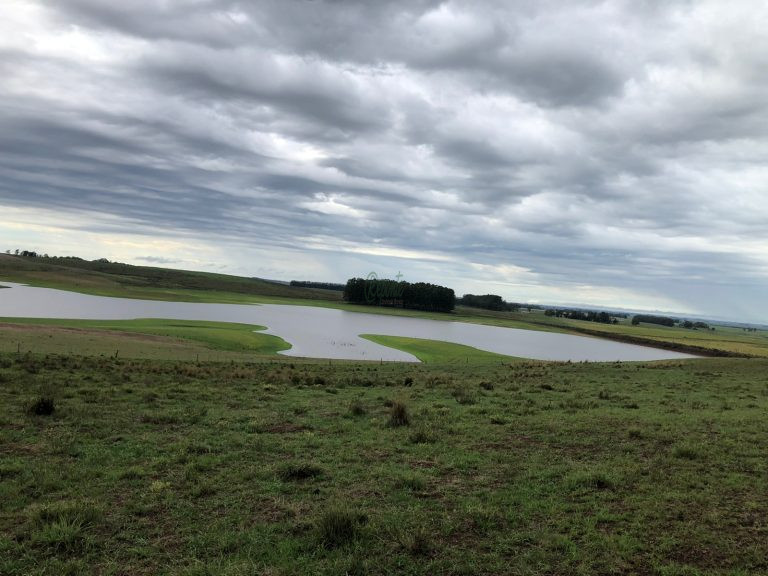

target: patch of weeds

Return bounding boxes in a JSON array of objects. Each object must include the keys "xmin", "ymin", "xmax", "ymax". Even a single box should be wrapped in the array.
[
  {"xmin": 567, "ymin": 471, "xmax": 615, "ymax": 492},
  {"xmin": 627, "ymin": 427, "xmax": 644, "ymax": 440},
  {"xmin": 403, "ymin": 376, "xmax": 414, "ymax": 386},
  {"xmin": 539, "ymin": 383, "xmax": 554, "ymax": 391},
  {"xmin": 349, "ymin": 399, "xmax": 366, "ymax": 416},
  {"xmin": 140, "ymin": 412, "xmax": 180, "ymax": 425},
  {"xmin": 393, "ymin": 524, "xmax": 432, "ymax": 556},
  {"xmin": 408, "ymin": 425, "xmax": 436, "ymax": 444},
  {"xmin": 394, "ymin": 472, "xmax": 427, "ymax": 491},
  {"xmin": 315, "ymin": 506, "xmax": 364, "ymax": 549},
  {"xmin": 388, "ymin": 400, "xmax": 410, "ymax": 427},
  {"xmin": 191, "ymin": 481, "xmax": 217, "ymax": 499},
  {"xmin": 479, "ymin": 381, "xmax": 494, "ymax": 391},
  {"xmin": 452, "ymin": 386, "xmax": 476, "ymax": 405},
  {"xmin": 0, "ymin": 462, "xmax": 23, "ymax": 479},
  {"xmin": 118, "ymin": 466, "xmax": 146, "ymax": 480},
  {"xmin": 673, "ymin": 445, "xmax": 700, "ymax": 460},
  {"xmin": 184, "ymin": 442, "xmax": 214, "ymax": 455},
  {"xmin": 31, "ymin": 500, "xmax": 103, "ymax": 554},
  {"xmin": 278, "ymin": 462, "xmax": 324, "ymax": 482},
  {"xmin": 28, "ymin": 396, "xmax": 55, "ymax": 416}
]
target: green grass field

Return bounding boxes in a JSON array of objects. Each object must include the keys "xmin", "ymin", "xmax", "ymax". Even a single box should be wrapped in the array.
[
  {"xmin": 361, "ymin": 334, "xmax": 517, "ymax": 364},
  {"xmin": 0, "ymin": 319, "xmax": 290, "ymax": 362},
  {"xmin": 1, "ymin": 352, "xmax": 767, "ymax": 575}
]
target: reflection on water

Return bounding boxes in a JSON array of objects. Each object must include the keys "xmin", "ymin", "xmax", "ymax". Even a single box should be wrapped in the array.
[{"xmin": 0, "ymin": 282, "xmax": 697, "ymax": 362}]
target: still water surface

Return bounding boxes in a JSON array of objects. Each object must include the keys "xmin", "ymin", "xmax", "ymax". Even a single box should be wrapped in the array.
[{"xmin": 0, "ymin": 282, "xmax": 696, "ymax": 362}]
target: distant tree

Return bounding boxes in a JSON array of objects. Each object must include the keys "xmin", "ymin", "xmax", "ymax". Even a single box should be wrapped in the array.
[
  {"xmin": 290, "ymin": 280, "xmax": 345, "ymax": 291},
  {"xmin": 632, "ymin": 314, "xmax": 675, "ymax": 327},
  {"xmin": 459, "ymin": 294, "xmax": 505, "ymax": 311},
  {"xmin": 545, "ymin": 308, "xmax": 615, "ymax": 324}
]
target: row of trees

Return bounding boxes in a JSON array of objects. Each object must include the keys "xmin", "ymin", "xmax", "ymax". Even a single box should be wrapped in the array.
[
  {"xmin": 545, "ymin": 308, "xmax": 618, "ymax": 324},
  {"xmin": 5, "ymin": 250, "xmax": 47, "ymax": 258},
  {"xmin": 289, "ymin": 281, "xmax": 345, "ymax": 291},
  {"xmin": 631, "ymin": 314, "xmax": 675, "ymax": 327},
  {"xmin": 343, "ymin": 277, "xmax": 455, "ymax": 312},
  {"xmin": 458, "ymin": 294, "xmax": 521, "ymax": 312},
  {"xmin": 681, "ymin": 320, "xmax": 710, "ymax": 330}
]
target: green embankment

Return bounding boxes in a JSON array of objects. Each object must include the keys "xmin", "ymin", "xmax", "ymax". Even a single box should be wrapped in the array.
[
  {"xmin": 0, "ymin": 318, "xmax": 290, "ymax": 361},
  {"xmin": 361, "ymin": 334, "xmax": 517, "ymax": 364}
]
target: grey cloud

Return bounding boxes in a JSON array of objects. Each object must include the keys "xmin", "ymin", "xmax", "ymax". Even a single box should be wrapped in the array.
[{"xmin": 2, "ymin": 0, "xmax": 767, "ymax": 320}]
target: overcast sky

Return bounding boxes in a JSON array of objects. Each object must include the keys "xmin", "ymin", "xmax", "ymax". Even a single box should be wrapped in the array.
[{"xmin": 1, "ymin": 1, "xmax": 767, "ymax": 321}]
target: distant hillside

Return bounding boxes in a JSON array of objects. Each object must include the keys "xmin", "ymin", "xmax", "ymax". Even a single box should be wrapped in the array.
[{"xmin": 0, "ymin": 254, "xmax": 342, "ymax": 302}]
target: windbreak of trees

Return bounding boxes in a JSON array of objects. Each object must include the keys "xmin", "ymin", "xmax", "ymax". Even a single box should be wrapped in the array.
[
  {"xmin": 631, "ymin": 314, "xmax": 675, "ymax": 327},
  {"xmin": 290, "ymin": 281, "xmax": 345, "ymax": 291},
  {"xmin": 682, "ymin": 320, "xmax": 711, "ymax": 330},
  {"xmin": 459, "ymin": 294, "xmax": 520, "ymax": 312},
  {"xmin": 5, "ymin": 250, "xmax": 45, "ymax": 258},
  {"xmin": 545, "ymin": 308, "xmax": 617, "ymax": 324},
  {"xmin": 344, "ymin": 277, "xmax": 455, "ymax": 312}
]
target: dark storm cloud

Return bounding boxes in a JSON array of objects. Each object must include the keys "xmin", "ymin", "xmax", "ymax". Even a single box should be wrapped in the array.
[{"xmin": 2, "ymin": 0, "xmax": 768, "ymax": 319}]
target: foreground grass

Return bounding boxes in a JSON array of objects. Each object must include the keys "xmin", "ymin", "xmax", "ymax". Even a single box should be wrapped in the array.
[
  {"xmin": 0, "ymin": 319, "xmax": 290, "ymax": 361},
  {"xmin": 1, "ymin": 352, "xmax": 767, "ymax": 575}
]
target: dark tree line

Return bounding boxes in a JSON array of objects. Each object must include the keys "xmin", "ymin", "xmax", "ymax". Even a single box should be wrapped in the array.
[
  {"xmin": 458, "ymin": 294, "xmax": 520, "ymax": 312},
  {"xmin": 545, "ymin": 308, "xmax": 617, "ymax": 324},
  {"xmin": 290, "ymin": 281, "xmax": 345, "ymax": 291},
  {"xmin": 344, "ymin": 278, "xmax": 455, "ymax": 312},
  {"xmin": 6, "ymin": 250, "xmax": 43, "ymax": 258},
  {"xmin": 631, "ymin": 314, "xmax": 675, "ymax": 327}
]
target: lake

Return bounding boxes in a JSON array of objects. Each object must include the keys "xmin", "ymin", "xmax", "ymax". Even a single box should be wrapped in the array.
[{"xmin": 0, "ymin": 282, "xmax": 696, "ymax": 362}]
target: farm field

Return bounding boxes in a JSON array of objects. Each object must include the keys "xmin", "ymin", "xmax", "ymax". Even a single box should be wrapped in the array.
[{"xmin": 1, "ymin": 351, "xmax": 767, "ymax": 575}]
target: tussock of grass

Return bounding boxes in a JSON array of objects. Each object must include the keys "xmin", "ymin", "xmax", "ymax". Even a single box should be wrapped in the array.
[
  {"xmin": 566, "ymin": 471, "xmax": 615, "ymax": 492},
  {"xmin": 28, "ymin": 395, "xmax": 55, "ymax": 416},
  {"xmin": 388, "ymin": 400, "xmax": 410, "ymax": 427},
  {"xmin": 408, "ymin": 425, "xmax": 437, "ymax": 444},
  {"xmin": 673, "ymin": 445, "xmax": 701, "ymax": 460},
  {"xmin": 348, "ymin": 399, "xmax": 366, "ymax": 416},
  {"xmin": 316, "ymin": 507, "xmax": 362, "ymax": 549},
  {"xmin": 394, "ymin": 472, "xmax": 427, "ymax": 491},
  {"xmin": 278, "ymin": 463, "xmax": 324, "ymax": 482},
  {"xmin": 452, "ymin": 386, "xmax": 476, "ymax": 405}
]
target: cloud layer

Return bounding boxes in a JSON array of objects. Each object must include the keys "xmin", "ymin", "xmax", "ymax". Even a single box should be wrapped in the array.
[{"xmin": 1, "ymin": 0, "xmax": 767, "ymax": 321}]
